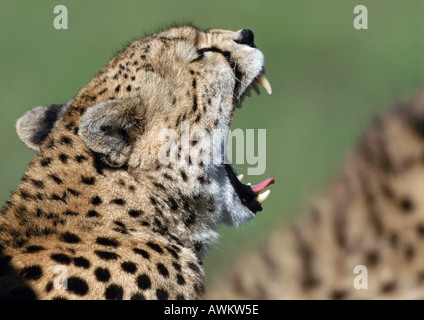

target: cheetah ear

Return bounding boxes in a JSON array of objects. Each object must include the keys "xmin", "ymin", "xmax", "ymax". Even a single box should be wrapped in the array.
[
  {"xmin": 78, "ymin": 96, "xmax": 144, "ymax": 167},
  {"xmin": 16, "ymin": 100, "xmax": 72, "ymax": 151}
]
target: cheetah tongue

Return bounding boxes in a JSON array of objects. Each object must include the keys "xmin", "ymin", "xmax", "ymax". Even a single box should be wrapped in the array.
[{"xmin": 251, "ymin": 178, "xmax": 275, "ymax": 193}]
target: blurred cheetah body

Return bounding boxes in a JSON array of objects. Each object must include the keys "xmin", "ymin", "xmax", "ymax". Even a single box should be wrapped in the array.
[{"xmin": 208, "ymin": 91, "xmax": 424, "ymax": 300}]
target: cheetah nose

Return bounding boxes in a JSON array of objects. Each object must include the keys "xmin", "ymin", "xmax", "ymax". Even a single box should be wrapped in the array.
[{"xmin": 237, "ymin": 29, "xmax": 256, "ymax": 48}]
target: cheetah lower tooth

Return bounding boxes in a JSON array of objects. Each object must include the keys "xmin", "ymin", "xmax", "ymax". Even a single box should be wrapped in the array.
[
  {"xmin": 237, "ymin": 174, "xmax": 244, "ymax": 182},
  {"xmin": 246, "ymin": 182, "xmax": 251, "ymax": 186},
  {"xmin": 257, "ymin": 75, "xmax": 272, "ymax": 95},
  {"xmin": 257, "ymin": 190, "xmax": 271, "ymax": 204},
  {"xmin": 252, "ymin": 83, "xmax": 261, "ymax": 95}
]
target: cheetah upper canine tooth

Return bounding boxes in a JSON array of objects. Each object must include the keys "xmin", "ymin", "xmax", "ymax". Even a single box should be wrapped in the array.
[
  {"xmin": 257, "ymin": 190, "xmax": 271, "ymax": 204},
  {"xmin": 237, "ymin": 174, "xmax": 244, "ymax": 182},
  {"xmin": 256, "ymin": 75, "xmax": 272, "ymax": 95}
]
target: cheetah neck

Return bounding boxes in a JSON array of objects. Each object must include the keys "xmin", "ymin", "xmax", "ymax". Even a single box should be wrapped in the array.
[{"xmin": 0, "ymin": 120, "xmax": 223, "ymax": 258}]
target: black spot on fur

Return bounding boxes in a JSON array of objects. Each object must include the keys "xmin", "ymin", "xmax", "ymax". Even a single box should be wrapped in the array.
[
  {"xmin": 105, "ymin": 284, "xmax": 124, "ymax": 300},
  {"xmin": 165, "ymin": 246, "xmax": 179, "ymax": 259},
  {"xmin": 172, "ymin": 262, "xmax": 181, "ymax": 272},
  {"xmin": 60, "ymin": 136, "xmax": 72, "ymax": 146},
  {"xmin": 157, "ymin": 263, "xmax": 169, "ymax": 277},
  {"xmin": 91, "ymin": 196, "xmax": 102, "ymax": 205},
  {"xmin": 59, "ymin": 153, "xmax": 69, "ymax": 163},
  {"xmin": 61, "ymin": 232, "xmax": 81, "ymax": 244},
  {"xmin": 67, "ymin": 188, "xmax": 80, "ymax": 197},
  {"xmin": 168, "ymin": 197, "xmax": 178, "ymax": 211},
  {"xmin": 20, "ymin": 265, "xmax": 43, "ymax": 280},
  {"xmin": 63, "ymin": 210, "xmax": 79, "ymax": 216},
  {"xmin": 40, "ymin": 158, "xmax": 52, "ymax": 167},
  {"xmin": 19, "ymin": 189, "xmax": 33, "ymax": 200},
  {"xmin": 146, "ymin": 242, "xmax": 163, "ymax": 254},
  {"xmin": 405, "ymin": 244, "xmax": 415, "ymax": 260},
  {"xmin": 177, "ymin": 274, "xmax": 186, "ymax": 285},
  {"xmin": 51, "ymin": 253, "xmax": 72, "ymax": 265},
  {"xmin": 87, "ymin": 210, "xmax": 100, "ymax": 218},
  {"xmin": 192, "ymin": 96, "xmax": 198, "ymax": 112},
  {"xmin": 126, "ymin": 85, "xmax": 132, "ymax": 92},
  {"xmin": 180, "ymin": 169, "xmax": 187, "ymax": 181},
  {"xmin": 73, "ymin": 257, "xmax": 90, "ymax": 269},
  {"xmin": 48, "ymin": 174, "xmax": 63, "ymax": 185},
  {"xmin": 98, "ymin": 88, "xmax": 108, "ymax": 95},
  {"xmin": 95, "ymin": 267, "xmax": 111, "ymax": 282},
  {"xmin": 156, "ymin": 288, "xmax": 169, "ymax": 300},
  {"xmin": 76, "ymin": 155, "xmax": 88, "ymax": 163},
  {"xmin": 94, "ymin": 250, "xmax": 119, "ymax": 261},
  {"xmin": 128, "ymin": 209, "xmax": 143, "ymax": 217},
  {"xmin": 67, "ymin": 276, "xmax": 89, "ymax": 296},
  {"xmin": 330, "ymin": 290, "xmax": 347, "ymax": 300},
  {"xmin": 121, "ymin": 261, "xmax": 137, "ymax": 274},
  {"xmin": 133, "ymin": 248, "xmax": 150, "ymax": 260},
  {"xmin": 184, "ymin": 213, "xmax": 196, "ymax": 227},
  {"xmin": 188, "ymin": 262, "xmax": 200, "ymax": 274},
  {"xmin": 45, "ymin": 281, "xmax": 53, "ymax": 293},
  {"xmin": 137, "ymin": 274, "xmax": 151, "ymax": 290},
  {"xmin": 176, "ymin": 294, "xmax": 185, "ymax": 300},
  {"xmin": 365, "ymin": 250, "xmax": 379, "ymax": 267},
  {"xmin": 381, "ymin": 281, "xmax": 397, "ymax": 293},
  {"xmin": 400, "ymin": 198, "xmax": 414, "ymax": 212},
  {"xmin": 417, "ymin": 224, "xmax": 424, "ymax": 237},
  {"xmin": 26, "ymin": 245, "xmax": 46, "ymax": 253},
  {"xmin": 389, "ymin": 232, "xmax": 398, "ymax": 248},
  {"xmin": 131, "ymin": 293, "xmax": 145, "ymax": 300},
  {"xmin": 30, "ymin": 179, "xmax": 44, "ymax": 189},
  {"xmin": 111, "ymin": 198, "xmax": 125, "ymax": 205},
  {"xmin": 115, "ymin": 84, "xmax": 121, "ymax": 92},
  {"xmin": 153, "ymin": 181, "xmax": 165, "ymax": 190},
  {"xmin": 96, "ymin": 237, "xmax": 119, "ymax": 248},
  {"xmin": 81, "ymin": 176, "xmax": 95, "ymax": 185}
]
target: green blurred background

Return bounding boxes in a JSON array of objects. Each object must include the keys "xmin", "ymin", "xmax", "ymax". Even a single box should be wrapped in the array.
[{"xmin": 0, "ymin": 1, "xmax": 423, "ymax": 288}]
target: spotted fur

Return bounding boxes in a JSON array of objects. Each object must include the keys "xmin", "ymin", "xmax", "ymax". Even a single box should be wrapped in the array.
[
  {"xmin": 0, "ymin": 25, "xmax": 270, "ymax": 300},
  {"xmin": 207, "ymin": 90, "xmax": 424, "ymax": 300}
]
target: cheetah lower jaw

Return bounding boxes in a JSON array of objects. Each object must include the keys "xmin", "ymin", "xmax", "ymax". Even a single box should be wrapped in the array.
[{"xmin": 225, "ymin": 164, "xmax": 275, "ymax": 213}]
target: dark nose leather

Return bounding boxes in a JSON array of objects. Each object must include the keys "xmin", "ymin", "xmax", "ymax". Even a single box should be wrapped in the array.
[{"xmin": 237, "ymin": 29, "xmax": 255, "ymax": 48}]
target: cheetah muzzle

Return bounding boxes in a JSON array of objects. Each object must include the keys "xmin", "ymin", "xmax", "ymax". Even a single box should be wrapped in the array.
[{"xmin": 2, "ymin": 25, "xmax": 274, "ymax": 300}]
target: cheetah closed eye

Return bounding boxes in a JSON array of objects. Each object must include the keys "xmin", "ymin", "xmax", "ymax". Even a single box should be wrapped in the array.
[{"xmin": 0, "ymin": 25, "xmax": 274, "ymax": 300}]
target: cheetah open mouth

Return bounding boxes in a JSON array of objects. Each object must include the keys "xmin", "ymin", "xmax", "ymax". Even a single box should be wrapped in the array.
[{"xmin": 227, "ymin": 70, "xmax": 274, "ymax": 214}]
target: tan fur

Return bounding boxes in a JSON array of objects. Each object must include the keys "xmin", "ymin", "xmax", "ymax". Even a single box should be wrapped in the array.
[
  {"xmin": 207, "ymin": 90, "xmax": 424, "ymax": 300},
  {"xmin": 0, "ymin": 25, "xmax": 270, "ymax": 299}
]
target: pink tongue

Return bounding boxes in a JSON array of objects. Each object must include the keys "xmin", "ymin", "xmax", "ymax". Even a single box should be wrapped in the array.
[{"xmin": 251, "ymin": 178, "xmax": 275, "ymax": 193}]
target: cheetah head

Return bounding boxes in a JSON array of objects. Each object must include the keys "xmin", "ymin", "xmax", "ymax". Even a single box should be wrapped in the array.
[{"xmin": 16, "ymin": 26, "xmax": 274, "ymax": 239}]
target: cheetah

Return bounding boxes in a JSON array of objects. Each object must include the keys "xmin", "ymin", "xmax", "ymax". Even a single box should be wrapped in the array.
[
  {"xmin": 0, "ymin": 25, "xmax": 274, "ymax": 300},
  {"xmin": 207, "ymin": 90, "xmax": 424, "ymax": 300}
]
